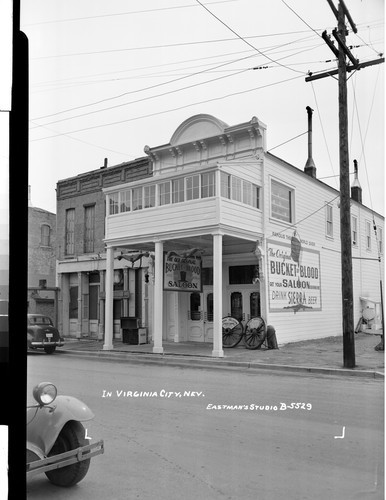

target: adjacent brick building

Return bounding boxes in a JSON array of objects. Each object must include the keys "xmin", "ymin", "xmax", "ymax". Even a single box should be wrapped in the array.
[
  {"xmin": 27, "ymin": 195, "xmax": 57, "ymax": 323},
  {"xmin": 56, "ymin": 157, "xmax": 152, "ymax": 339}
]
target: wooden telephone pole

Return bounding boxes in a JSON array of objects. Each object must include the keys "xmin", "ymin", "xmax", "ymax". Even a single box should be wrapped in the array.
[{"xmin": 306, "ymin": 0, "xmax": 384, "ymax": 368}]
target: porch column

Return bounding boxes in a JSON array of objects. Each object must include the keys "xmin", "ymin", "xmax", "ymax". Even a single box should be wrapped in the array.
[
  {"xmin": 153, "ymin": 240, "xmax": 164, "ymax": 354},
  {"xmin": 212, "ymin": 233, "xmax": 224, "ymax": 357},
  {"xmin": 76, "ymin": 272, "xmax": 83, "ymax": 339},
  {"xmin": 103, "ymin": 246, "xmax": 114, "ymax": 350}
]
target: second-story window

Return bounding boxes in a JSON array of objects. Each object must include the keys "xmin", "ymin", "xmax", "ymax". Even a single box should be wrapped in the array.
[
  {"xmin": 84, "ymin": 205, "xmax": 95, "ymax": 253},
  {"xmin": 231, "ymin": 176, "xmax": 242, "ymax": 202},
  {"xmin": 172, "ymin": 178, "xmax": 184, "ymax": 203},
  {"xmin": 159, "ymin": 181, "xmax": 171, "ymax": 206},
  {"xmin": 352, "ymin": 215, "xmax": 358, "ymax": 246},
  {"xmin": 41, "ymin": 224, "xmax": 50, "ymax": 246},
  {"xmin": 365, "ymin": 220, "xmax": 371, "ymax": 250},
  {"xmin": 379, "ymin": 227, "xmax": 383, "ymax": 254},
  {"xmin": 132, "ymin": 187, "xmax": 143, "ymax": 211},
  {"xmin": 120, "ymin": 190, "xmax": 131, "ymax": 212},
  {"xmin": 109, "ymin": 193, "xmax": 119, "ymax": 215},
  {"xmin": 201, "ymin": 172, "xmax": 215, "ymax": 198},
  {"xmin": 271, "ymin": 180, "xmax": 293, "ymax": 223},
  {"xmin": 144, "ymin": 185, "xmax": 156, "ymax": 208},
  {"xmin": 65, "ymin": 208, "xmax": 75, "ymax": 255},
  {"xmin": 186, "ymin": 175, "xmax": 200, "ymax": 200},
  {"xmin": 326, "ymin": 204, "xmax": 333, "ymax": 238}
]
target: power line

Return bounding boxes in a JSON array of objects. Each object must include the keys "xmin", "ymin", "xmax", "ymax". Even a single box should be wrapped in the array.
[
  {"xmin": 30, "ymin": 30, "xmax": 328, "ymax": 60},
  {"xmin": 31, "ymin": 34, "xmax": 320, "ymax": 122},
  {"xmin": 280, "ymin": 0, "xmax": 322, "ymax": 39},
  {"xmin": 30, "ymin": 74, "xmax": 304, "ymax": 141},
  {"xmin": 30, "ymin": 67, "xmax": 250, "ymax": 129},
  {"xmin": 195, "ymin": 0, "xmax": 306, "ymax": 75},
  {"xmin": 22, "ymin": 0, "xmax": 239, "ymax": 26},
  {"xmin": 267, "ymin": 131, "xmax": 307, "ymax": 152}
]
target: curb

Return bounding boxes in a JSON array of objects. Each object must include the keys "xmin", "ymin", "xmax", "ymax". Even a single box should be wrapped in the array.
[{"xmin": 58, "ymin": 348, "xmax": 384, "ymax": 380}]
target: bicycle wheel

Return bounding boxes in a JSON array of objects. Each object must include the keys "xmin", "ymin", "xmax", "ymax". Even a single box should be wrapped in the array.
[
  {"xmin": 222, "ymin": 316, "xmax": 244, "ymax": 348},
  {"xmin": 244, "ymin": 317, "xmax": 266, "ymax": 350}
]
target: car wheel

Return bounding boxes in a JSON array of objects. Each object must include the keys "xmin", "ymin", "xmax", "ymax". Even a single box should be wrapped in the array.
[
  {"xmin": 45, "ymin": 421, "xmax": 90, "ymax": 487},
  {"xmin": 44, "ymin": 346, "xmax": 56, "ymax": 354}
]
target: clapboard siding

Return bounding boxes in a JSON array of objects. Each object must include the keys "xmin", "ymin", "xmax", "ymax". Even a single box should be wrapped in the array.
[
  {"xmin": 106, "ymin": 198, "xmax": 219, "ymax": 240},
  {"xmin": 219, "ymin": 199, "xmax": 263, "ymax": 234},
  {"xmin": 220, "ymin": 161, "xmax": 263, "ymax": 186},
  {"xmin": 263, "ymin": 154, "xmax": 384, "ymax": 343}
]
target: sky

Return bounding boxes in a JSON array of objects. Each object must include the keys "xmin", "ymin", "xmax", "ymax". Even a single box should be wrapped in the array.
[{"xmin": 2, "ymin": 0, "xmax": 385, "ymax": 215}]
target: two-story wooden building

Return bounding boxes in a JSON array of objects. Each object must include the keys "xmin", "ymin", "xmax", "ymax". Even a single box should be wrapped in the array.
[{"xmin": 101, "ymin": 114, "xmax": 384, "ymax": 356}]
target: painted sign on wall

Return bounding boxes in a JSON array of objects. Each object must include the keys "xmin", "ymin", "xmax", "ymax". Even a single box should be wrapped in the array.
[
  {"xmin": 163, "ymin": 254, "xmax": 202, "ymax": 292},
  {"xmin": 267, "ymin": 239, "xmax": 321, "ymax": 313}
]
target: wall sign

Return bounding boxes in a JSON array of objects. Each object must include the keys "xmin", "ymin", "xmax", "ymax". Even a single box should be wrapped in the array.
[
  {"xmin": 163, "ymin": 254, "xmax": 202, "ymax": 292},
  {"xmin": 267, "ymin": 239, "xmax": 321, "ymax": 313}
]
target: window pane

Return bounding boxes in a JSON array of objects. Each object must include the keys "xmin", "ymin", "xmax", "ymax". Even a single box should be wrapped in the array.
[
  {"xmin": 144, "ymin": 185, "xmax": 155, "ymax": 208},
  {"xmin": 221, "ymin": 173, "xmax": 231, "ymax": 199},
  {"xmin": 84, "ymin": 205, "xmax": 95, "ymax": 253},
  {"xmin": 231, "ymin": 176, "xmax": 242, "ymax": 202},
  {"xmin": 172, "ymin": 178, "xmax": 184, "ymax": 203},
  {"xmin": 109, "ymin": 193, "xmax": 119, "ymax": 215},
  {"xmin": 271, "ymin": 181, "xmax": 292, "ymax": 222},
  {"xmin": 65, "ymin": 208, "xmax": 75, "ymax": 255},
  {"xmin": 254, "ymin": 186, "xmax": 260, "ymax": 209},
  {"xmin": 326, "ymin": 205, "xmax": 333, "ymax": 237},
  {"xmin": 201, "ymin": 172, "xmax": 215, "ymax": 198},
  {"xmin": 159, "ymin": 182, "xmax": 171, "ymax": 206},
  {"xmin": 242, "ymin": 180, "xmax": 252, "ymax": 205},
  {"xmin": 230, "ymin": 292, "xmax": 243, "ymax": 321},
  {"xmin": 190, "ymin": 292, "xmax": 201, "ymax": 321},
  {"xmin": 132, "ymin": 187, "xmax": 143, "ymax": 211},
  {"xmin": 186, "ymin": 175, "xmax": 200, "ymax": 200},
  {"xmin": 120, "ymin": 190, "xmax": 131, "ymax": 212},
  {"xmin": 41, "ymin": 224, "xmax": 50, "ymax": 246}
]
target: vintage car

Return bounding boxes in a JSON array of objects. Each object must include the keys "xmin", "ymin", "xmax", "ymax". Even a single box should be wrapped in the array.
[
  {"xmin": 27, "ymin": 314, "xmax": 64, "ymax": 354},
  {"xmin": 27, "ymin": 382, "xmax": 104, "ymax": 487}
]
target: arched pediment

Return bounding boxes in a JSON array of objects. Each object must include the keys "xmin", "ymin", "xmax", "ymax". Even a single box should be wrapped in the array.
[{"xmin": 170, "ymin": 114, "xmax": 229, "ymax": 146}]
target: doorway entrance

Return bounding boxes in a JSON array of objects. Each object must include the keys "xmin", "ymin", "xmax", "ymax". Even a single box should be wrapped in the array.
[{"xmin": 187, "ymin": 288, "xmax": 213, "ymax": 342}]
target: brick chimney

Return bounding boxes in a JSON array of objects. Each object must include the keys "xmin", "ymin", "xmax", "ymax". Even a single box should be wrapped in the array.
[
  {"xmin": 351, "ymin": 159, "xmax": 362, "ymax": 203},
  {"xmin": 304, "ymin": 106, "xmax": 317, "ymax": 178}
]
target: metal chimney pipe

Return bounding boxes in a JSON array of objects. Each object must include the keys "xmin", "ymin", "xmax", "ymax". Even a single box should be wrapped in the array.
[
  {"xmin": 351, "ymin": 159, "xmax": 362, "ymax": 203},
  {"xmin": 304, "ymin": 106, "xmax": 316, "ymax": 178}
]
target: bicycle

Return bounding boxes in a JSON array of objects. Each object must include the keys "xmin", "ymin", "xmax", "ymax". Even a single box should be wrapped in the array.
[{"xmin": 222, "ymin": 316, "xmax": 266, "ymax": 350}]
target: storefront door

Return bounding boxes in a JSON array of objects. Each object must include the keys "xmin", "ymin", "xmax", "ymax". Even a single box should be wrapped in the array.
[
  {"xmin": 228, "ymin": 286, "xmax": 261, "ymax": 326},
  {"xmin": 187, "ymin": 289, "xmax": 213, "ymax": 342}
]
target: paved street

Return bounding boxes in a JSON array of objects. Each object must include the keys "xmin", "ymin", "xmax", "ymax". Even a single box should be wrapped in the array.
[{"xmin": 27, "ymin": 353, "xmax": 384, "ymax": 500}]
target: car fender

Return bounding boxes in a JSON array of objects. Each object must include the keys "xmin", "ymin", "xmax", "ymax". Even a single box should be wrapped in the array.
[{"xmin": 27, "ymin": 395, "xmax": 94, "ymax": 457}]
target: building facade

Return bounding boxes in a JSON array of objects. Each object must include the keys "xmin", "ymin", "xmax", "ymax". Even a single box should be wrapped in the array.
[
  {"xmin": 56, "ymin": 157, "xmax": 152, "ymax": 339},
  {"xmin": 27, "ymin": 202, "xmax": 57, "ymax": 323},
  {"xmin": 100, "ymin": 114, "xmax": 384, "ymax": 356}
]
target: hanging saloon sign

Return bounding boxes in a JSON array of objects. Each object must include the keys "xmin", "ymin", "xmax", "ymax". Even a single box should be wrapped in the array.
[
  {"xmin": 267, "ymin": 238, "xmax": 321, "ymax": 313},
  {"xmin": 163, "ymin": 252, "xmax": 202, "ymax": 292}
]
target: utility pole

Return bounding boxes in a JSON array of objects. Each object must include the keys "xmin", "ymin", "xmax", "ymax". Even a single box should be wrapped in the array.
[{"xmin": 306, "ymin": 0, "xmax": 384, "ymax": 368}]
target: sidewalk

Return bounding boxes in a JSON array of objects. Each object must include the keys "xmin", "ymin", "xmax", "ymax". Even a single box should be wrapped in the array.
[{"xmin": 58, "ymin": 331, "xmax": 384, "ymax": 379}]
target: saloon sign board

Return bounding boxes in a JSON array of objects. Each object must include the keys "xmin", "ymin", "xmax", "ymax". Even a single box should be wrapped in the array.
[
  {"xmin": 163, "ymin": 253, "xmax": 202, "ymax": 292},
  {"xmin": 267, "ymin": 238, "xmax": 321, "ymax": 312}
]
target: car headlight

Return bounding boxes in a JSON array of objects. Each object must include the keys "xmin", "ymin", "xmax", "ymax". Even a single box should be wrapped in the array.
[{"xmin": 32, "ymin": 382, "xmax": 57, "ymax": 406}]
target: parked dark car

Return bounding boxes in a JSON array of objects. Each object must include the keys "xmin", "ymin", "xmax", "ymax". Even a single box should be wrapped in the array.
[{"xmin": 27, "ymin": 314, "xmax": 64, "ymax": 354}]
